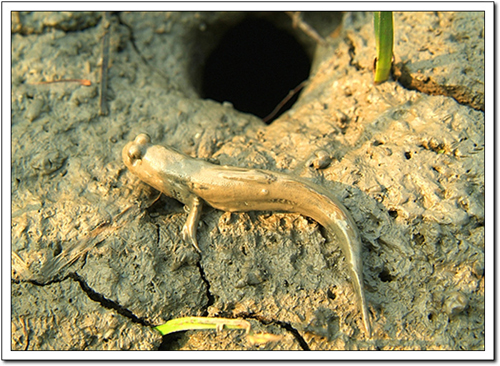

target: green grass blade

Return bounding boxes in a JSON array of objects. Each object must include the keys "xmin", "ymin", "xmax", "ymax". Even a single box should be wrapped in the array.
[
  {"xmin": 154, "ymin": 316, "xmax": 250, "ymax": 336},
  {"xmin": 154, "ymin": 316, "xmax": 284, "ymax": 346},
  {"xmin": 373, "ymin": 11, "xmax": 394, "ymax": 84}
]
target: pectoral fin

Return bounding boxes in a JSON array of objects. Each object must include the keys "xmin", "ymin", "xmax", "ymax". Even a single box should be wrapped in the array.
[{"xmin": 182, "ymin": 196, "xmax": 203, "ymax": 252}]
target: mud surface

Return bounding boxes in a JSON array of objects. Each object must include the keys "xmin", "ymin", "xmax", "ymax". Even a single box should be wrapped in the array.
[{"xmin": 11, "ymin": 11, "xmax": 485, "ymax": 351}]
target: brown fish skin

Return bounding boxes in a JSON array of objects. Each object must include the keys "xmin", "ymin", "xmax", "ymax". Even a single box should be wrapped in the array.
[{"xmin": 123, "ymin": 133, "xmax": 372, "ymax": 337}]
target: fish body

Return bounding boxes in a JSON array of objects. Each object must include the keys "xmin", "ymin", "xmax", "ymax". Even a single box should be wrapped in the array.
[{"xmin": 123, "ymin": 133, "xmax": 371, "ymax": 336}]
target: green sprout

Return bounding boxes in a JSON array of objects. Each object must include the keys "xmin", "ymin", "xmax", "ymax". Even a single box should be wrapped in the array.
[
  {"xmin": 154, "ymin": 316, "xmax": 282, "ymax": 346},
  {"xmin": 373, "ymin": 11, "xmax": 394, "ymax": 84}
]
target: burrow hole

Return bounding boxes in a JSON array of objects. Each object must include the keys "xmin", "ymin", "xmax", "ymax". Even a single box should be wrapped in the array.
[
  {"xmin": 198, "ymin": 14, "xmax": 322, "ymax": 124},
  {"xmin": 378, "ymin": 268, "xmax": 394, "ymax": 282}
]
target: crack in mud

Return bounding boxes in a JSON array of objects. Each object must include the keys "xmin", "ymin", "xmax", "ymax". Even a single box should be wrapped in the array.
[
  {"xmin": 20, "ymin": 316, "xmax": 30, "ymax": 351},
  {"xmin": 393, "ymin": 62, "xmax": 485, "ymax": 112},
  {"xmin": 157, "ymin": 259, "xmax": 216, "ymax": 351},
  {"xmin": 345, "ymin": 36, "xmax": 362, "ymax": 71},
  {"xmin": 271, "ymin": 319, "xmax": 311, "ymax": 351},
  {"xmin": 68, "ymin": 272, "xmax": 154, "ymax": 327},
  {"xmin": 16, "ymin": 273, "xmax": 153, "ymax": 328},
  {"xmin": 345, "ymin": 37, "xmax": 484, "ymax": 112},
  {"xmin": 155, "ymin": 223, "xmax": 161, "ymax": 246},
  {"xmin": 237, "ymin": 312, "xmax": 311, "ymax": 351},
  {"xmin": 195, "ymin": 260, "xmax": 216, "ymax": 315}
]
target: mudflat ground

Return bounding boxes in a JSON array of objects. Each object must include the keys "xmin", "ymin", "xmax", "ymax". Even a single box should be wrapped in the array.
[{"xmin": 11, "ymin": 11, "xmax": 485, "ymax": 351}]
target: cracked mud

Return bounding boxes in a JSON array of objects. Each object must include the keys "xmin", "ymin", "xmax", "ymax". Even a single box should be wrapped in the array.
[
  {"xmin": 393, "ymin": 62, "xmax": 485, "ymax": 112},
  {"xmin": 11, "ymin": 11, "xmax": 485, "ymax": 351}
]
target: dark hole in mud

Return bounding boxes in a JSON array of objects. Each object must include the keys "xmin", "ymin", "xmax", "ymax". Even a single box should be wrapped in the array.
[
  {"xmin": 379, "ymin": 268, "xmax": 394, "ymax": 282},
  {"xmin": 52, "ymin": 241, "xmax": 62, "ymax": 257},
  {"xmin": 327, "ymin": 289, "xmax": 337, "ymax": 300},
  {"xmin": 413, "ymin": 233, "xmax": 425, "ymax": 245},
  {"xmin": 201, "ymin": 16, "xmax": 311, "ymax": 124}
]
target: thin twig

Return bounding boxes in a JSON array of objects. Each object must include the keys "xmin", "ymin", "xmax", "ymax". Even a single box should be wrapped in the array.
[
  {"xmin": 99, "ymin": 11, "xmax": 111, "ymax": 116},
  {"xmin": 117, "ymin": 13, "xmax": 172, "ymax": 85},
  {"xmin": 286, "ymin": 11, "xmax": 327, "ymax": 46},
  {"xmin": 30, "ymin": 79, "xmax": 91, "ymax": 86},
  {"xmin": 262, "ymin": 80, "xmax": 308, "ymax": 123}
]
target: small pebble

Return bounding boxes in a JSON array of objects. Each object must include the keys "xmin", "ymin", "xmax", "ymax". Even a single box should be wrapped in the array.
[
  {"xmin": 30, "ymin": 150, "xmax": 66, "ymax": 175},
  {"xmin": 308, "ymin": 150, "xmax": 332, "ymax": 170},
  {"xmin": 472, "ymin": 260, "xmax": 484, "ymax": 278},
  {"xmin": 443, "ymin": 292, "xmax": 468, "ymax": 316},
  {"xmin": 25, "ymin": 98, "xmax": 44, "ymax": 122}
]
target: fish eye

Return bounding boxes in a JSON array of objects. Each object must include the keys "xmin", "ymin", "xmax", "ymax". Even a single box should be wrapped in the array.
[
  {"xmin": 128, "ymin": 145, "xmax": 142, "ymax": 160},
  {"xmin": 134, "ymin": 133, "xmax": 151, "ymax": 145}
]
